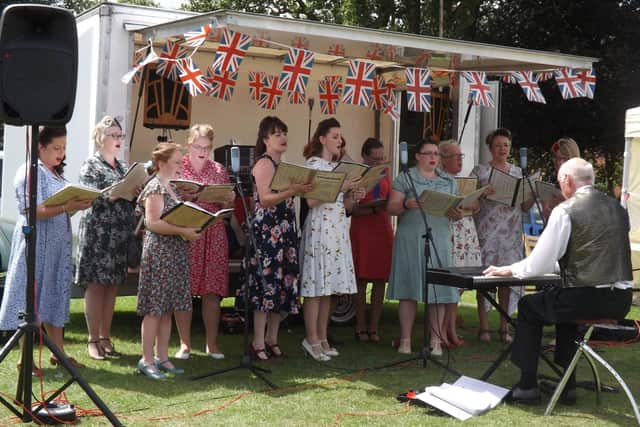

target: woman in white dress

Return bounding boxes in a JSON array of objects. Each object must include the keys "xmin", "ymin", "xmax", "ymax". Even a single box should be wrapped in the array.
[{"xmin": 300, "ymin": 118, "xmax": 365, "ymax": 361}]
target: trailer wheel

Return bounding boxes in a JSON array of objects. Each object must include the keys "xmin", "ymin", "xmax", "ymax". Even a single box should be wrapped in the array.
[{"xmin": 330, "ymin": 295, "xmax": 355, "ymax": 326}]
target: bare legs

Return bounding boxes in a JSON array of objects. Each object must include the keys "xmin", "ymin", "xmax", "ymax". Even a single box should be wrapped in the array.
[
  {"xmin": 397, "ymin": 299, "xmax": 416, "ymax": 353},
  {"xmin": 355, "ymin": 280, "xmax": 385, "ymax": 342},
  {"xmin": 303, "ymin": 295, "xmax": 332, "ymax": 357},
  {"xmin": 175, "ymin": 293, "xmax": 223, "ymax": 355},
  {"xmin": 444, "ymin": 303, "xmax": 463, "ymax": 346},
  {"xmin": 428, "ymin": 303, "xmax": 446, "ymax": 352},
  {"xmin": 84, "ymin": 283, "xmax": 118, "ymax": 355},
  {"xmin": 476, "ymin": 287, "xmax": 512, "ymax": 342},
  {"xmin": 252, "ymin": 311, "xmax": 284, "ymax": 359}
]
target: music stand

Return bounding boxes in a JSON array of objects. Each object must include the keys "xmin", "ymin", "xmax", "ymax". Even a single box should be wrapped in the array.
[
  {"xmin": 0, "ymin": 126, "xmax": 122, "ymax": 426},
  {"xmin": 191, "ymin": 173, "xmax": 276, "ymax": 388},
  {"xmin": 395, "ymin": 167, "xmax": 460, "ymax": 377}
]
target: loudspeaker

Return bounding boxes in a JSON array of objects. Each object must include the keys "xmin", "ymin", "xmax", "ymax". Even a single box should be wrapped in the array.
[
  {"xmin": 143, "ymin": 64, "xmax": 192, "ymax": 129},
  {"xmin": 0, "ymin": 5, "xmax": 78, "ymax": 126}
]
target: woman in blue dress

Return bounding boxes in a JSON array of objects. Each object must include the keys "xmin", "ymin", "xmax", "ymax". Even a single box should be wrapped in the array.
[
  {"xmin": 0, "ymin": 127, "xmax": 92, "ymax": 368},
  {"xmin": 386, "ymin": 140, "xmax": 461, "ymax": 356}
]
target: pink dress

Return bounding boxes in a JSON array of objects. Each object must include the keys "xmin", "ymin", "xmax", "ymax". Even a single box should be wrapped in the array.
[{"xmin": 181, "ymin": 157, "xmax": 230, "ymax": 297}]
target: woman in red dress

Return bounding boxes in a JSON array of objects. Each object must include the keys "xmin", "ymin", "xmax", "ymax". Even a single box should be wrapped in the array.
[
  {"xmin": 174, "ymin": 124, "xmax": 235, "ymax": 360},
  {"xmin": 349, "ymin": 138, "xmax": 394, "ymax": 343}
]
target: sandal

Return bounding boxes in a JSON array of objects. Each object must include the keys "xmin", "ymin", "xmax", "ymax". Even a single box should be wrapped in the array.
[
  {"xmin": 50, "ymin": 356, "xmax": 86, "ymax": 369},
  {"xmin": 355, "ymin": 330, "xmax": 369, "ymax": 342},
  {"xmin": 477, "ymin": 329, "xmax": 491, "ymax": 343},
  {"xmin": 265, "ymin": 342, "xmax": 284, "ymax": 358},
  {"xmin": 249, "ymin": 344, "xmax": 270, "ymax": 361},
  {"xmin": 87, "ymin": 340, "xmax": 105, "ymax": 360},
  {"xmin": 368, "ymin": 331, "xmax": 380, "ymax": 343},
  {"xmin": 499, "ymin": 328, "xmax": 513, "ymax": 344},
  {"xmin": 99, "ymin": 337, "xmax": 119, "ymax": 356}
]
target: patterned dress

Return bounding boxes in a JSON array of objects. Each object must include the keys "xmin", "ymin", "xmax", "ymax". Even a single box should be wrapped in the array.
[
  {"xmin": 349, "ymin": 168, "xmax": 393, "ymax": 280},
  {"xmin": 386, "ymin": 168, "xmax": 458, "ymax": 303},
  {"xmin": 0, "ymin": 162, "xmax": 73, "ymax": 329},
  {"xmin": 76, "ymin": 153, "xmax": 134, "ymax": 287},
  {"xmin": 181, "ymin": 157, "xmax": 229, "ymax": 297},
  {"xmin": 471, "ymin": 163, "xmax": 525, "ymax": 313},
  {"xmin": 300, "ymin": 156, "xmax": 357, "ymax": 297},
  {"xmin": 450, "ymin": 216, "xmax": 482, "ymax": 267},
  {"xmin": 246, "ymin": 155, "xmax": 300, "ymax": 313},
  {"xmin": 136, "ymin": 177, "xmax": 191, "ymax": 316}
]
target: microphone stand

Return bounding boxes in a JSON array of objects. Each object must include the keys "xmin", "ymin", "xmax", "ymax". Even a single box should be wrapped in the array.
[
  {"xmin": 396, "ymin": 166, "xmax": 461, "ymax": 376},
  {"xmin": 191, "ymin": 171, "xmax": 276, "ymax": 388}
]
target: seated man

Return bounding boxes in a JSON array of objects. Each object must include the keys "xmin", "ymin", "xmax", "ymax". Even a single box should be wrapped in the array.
[{"xmin": 484, "ymin": 157, "xmax": 633, "ymax": 403}]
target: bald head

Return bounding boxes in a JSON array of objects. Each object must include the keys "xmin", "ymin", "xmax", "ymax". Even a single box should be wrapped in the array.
[{"xmin": 557, "ymin": 157, "xmax": 594, "ymax": 198}]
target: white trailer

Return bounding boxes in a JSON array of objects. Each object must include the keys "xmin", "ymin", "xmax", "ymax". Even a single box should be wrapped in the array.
[{"xmin": 622, "ymin": 106, "xmax": 640, "ymax": 302}]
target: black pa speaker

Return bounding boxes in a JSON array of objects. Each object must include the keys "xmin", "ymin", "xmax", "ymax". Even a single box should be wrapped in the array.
[{"xmin": 0, "ymin": 4, "xmax": 78, "ymax": 126}]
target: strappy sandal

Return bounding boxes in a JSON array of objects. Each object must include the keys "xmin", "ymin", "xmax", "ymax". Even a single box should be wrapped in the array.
[
  {"xmin": 477, "ymin": 329, "xmax": 491, "ymax": 343},
  {"xmin": 50, "ymin": 356, "xmax": 86, "ymax": 369},
  {"xmin": 265, "ymin": 342, "xmax": 285, "ymax": 358},
  {"xmin": 368, "ymin": 331, "xmax": 380, "ymax": 343},
  {"xmin": 355, "ymin": 330, "xmax": 369, "ymax": 342},
  {"xmin": 87, "ymin": 340, "xmax": 105, "ymax": 360},
  {"xmin": 99, "ymin": 337, "xmax": 119, "ymax": 356},
  {"xmin": 249, "ymin": 344, "xmax": 270, "ymax": 361}
]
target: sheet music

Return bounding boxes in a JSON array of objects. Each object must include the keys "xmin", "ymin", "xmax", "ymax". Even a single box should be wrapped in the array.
[
  {"xmin": 514, "ymin": 171, "xmax": 541, "ymax": 204},
  {"xmin": 456, "ymin": 177, "xmax": 478, "ymax": 216},
  {"xmin": 535, "ymin": 180, "xmax": 563, "ymax": 202},
  {"xmin": 269, "ymin": 162, "xmax": 315, "ymax": 192},
  {"xmin": 332, "ymin": 161, "xmax": 369, "ymax": 180},
  {"xmin": 360, "ymin": 164, "xmax": 387, "ymax": 192},
  {"xmin": 418, "ymin": 190, "xmax": 461, "ymax": 216},
  {"xmin": 43, "ymin": 184, "xmax": 103, "ymax": 206},
  {"xmin": 486, "ymin": 168, "xmax": 519, "ymax": 206},
  {"xmin": 304, "ymin": 171, "xmax": 346, "ymax": 203},
  {"xmin": 108, "ymin": 163, "xmax": 150, "ymax": 201},
  {"xmin": 197, "ymin": 184, "xmax": 235, "ymax": 203}
]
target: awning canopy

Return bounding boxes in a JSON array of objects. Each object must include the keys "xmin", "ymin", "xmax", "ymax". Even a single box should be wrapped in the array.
[{"xmin": 134, "ymin": 9, "xmax": 597, "ymax": 83}]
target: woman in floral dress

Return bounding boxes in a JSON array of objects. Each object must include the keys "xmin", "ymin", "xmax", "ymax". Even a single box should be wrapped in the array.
[
  {"xmin": 136, "ymin": 143, "xmax": 200, "ymax": 380},
  {"xmin": 246, "ymin": 116, "xmax": 312, "ymax": 361},
  {"xmin": 300, "ymin": 118, "xmax": 365, "ymax": 361},
  {"xmin": 174, "ymin": 124, "xmax": 235, "ymax": 360},
  {"xmin": 76, "ymin": 115, "xmax": 135, "ymax": 360}
]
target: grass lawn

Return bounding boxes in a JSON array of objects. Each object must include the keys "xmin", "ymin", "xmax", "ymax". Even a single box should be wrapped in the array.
[{"xmin": 0, "ymin": 292, "xmax": 638, "ymax": 426}]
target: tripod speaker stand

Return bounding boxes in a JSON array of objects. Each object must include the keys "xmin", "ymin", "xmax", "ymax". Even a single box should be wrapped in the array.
[{"xmin": 191, "ymin": 148, "xmax": 276, "ymax": 388}]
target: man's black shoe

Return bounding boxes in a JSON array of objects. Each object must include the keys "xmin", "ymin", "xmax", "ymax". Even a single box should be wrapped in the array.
[
  {"xmin": 539, "ymin": 381, "xmax": 577, "ymax": 405},
  {"xmin": 508, "ymin": 386, "xmax": 542, "ymax": 404}
]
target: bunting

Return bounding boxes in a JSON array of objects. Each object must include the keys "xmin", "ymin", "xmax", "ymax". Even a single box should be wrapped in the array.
[
  {"xmin": 278, "ymin": 47, "xmax": 315, "ymax": 94},
  {"xmin": 554, "ymin": 68, "xmax": 585, "ymax": 99},
  {"xmin": 342, "ymin": 60, "xmax": 376, "ymax": 107},
  {"xmin": 368, "ymin": 75, "xmax": 388, "ymax": 110},
  {"xmin": 577, "ymin": 66, "xmax": 596, "ymax": 99},
  {"xmin": 248, "ymin": 71, "xmax": 266, "ymax": 101},
  {"xmin": 319, "ymin": 76, "xmax": 343, "ymax": 115},
  {"xmin": 121, "ymin": 50, "xmax": 158, "ymax": 84},
  {"xmin": 405, "ymin": 67, "xmax": 432, "ymax": 112},
  {"xmin": 288, "ymin": 90, "xmax": 306, "ymax": 104},
  {"xmin": 382, "ymin": 82, "xmax": 400, "ymax": 122},
  {"xmin": 512, "ymin": 71, "xmax": 546, "ymax": 104},
  {"xmin": 258, "ymin": 75, "xmax": 283, "ymax": 110},
  {"xmin": 178, "ymin": 58, "xmax": 210, "ymax": 97},
  {"xmin": 183, "ymin": 24, "xmax": 212, "ymax": 48},
  {"xmin": 462, "ymin": 71, "xmax": 495, "ymax": 108},
  {"xmin": 156, "ymin": 40, "xmax": 187, "ymax": 81},
  {"xmin": 327, "ymin": 43, "xmax": 345, "ymax": 56},
  {"xmin": 206, "ymin": 67, "xmax": 238, "ymax": 101},
  {"xmin": 291, "ymin": 36, "xmax": 309, "ymax": 49},
  {"xmin": 211, "ymin": 29, "xmax": 252, "ymax": 74}
]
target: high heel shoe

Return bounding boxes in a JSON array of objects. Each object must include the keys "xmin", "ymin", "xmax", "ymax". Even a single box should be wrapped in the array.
[
  {"xmin": 50, "ymin": 356, "xmax": 86, "ymax": 369},
  {"xmin": 87, "ymin": 340, "xmax": 105, "ymax": 360},
  {"xmin": 99, "ymin": 337, "xmax": 119, "ymax": 357},
  {"xmin": 320, "ymin": 340, "xmax": 339, "ymax": 357},
  {"xmin": 249, "ymin": 344, "xmax": 270, "ymax": 361},
  {"xmin": 301, "ymin": 339, "xmax": 330, "ymax": 362},
  {"xmin": 137, "ymin": 359, "xmax": 165, "ymax": 380},
  {"xmin": 265, "ymin": 342, "xmax": 284, "ymax": 358}
]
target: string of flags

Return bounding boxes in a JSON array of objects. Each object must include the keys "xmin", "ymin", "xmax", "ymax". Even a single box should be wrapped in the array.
[{"xmin": 122, "ymin": 22, "xmax": 597, "ymax": 123}]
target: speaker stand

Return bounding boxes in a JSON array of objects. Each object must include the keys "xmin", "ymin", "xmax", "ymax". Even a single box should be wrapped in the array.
[{"xmin": 0, "ymin": 126, "xmax": 122, "ymax": 426}]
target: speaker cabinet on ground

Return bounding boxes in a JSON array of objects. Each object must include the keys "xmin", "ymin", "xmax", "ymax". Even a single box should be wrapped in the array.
[
  {"xmin": 0, "ymin": 5, "xmax": 78, "ymax": 126},
  {"xmin": 214, "ymin": 144, "xmax": 254, "ymax": 195},
  {"xmin": 143, "ymin": 64, "xmax": 191, "ymax": 129}
]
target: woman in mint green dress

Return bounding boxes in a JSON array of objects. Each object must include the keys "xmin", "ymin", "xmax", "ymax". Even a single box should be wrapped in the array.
[{"xmin": 387, "ymin": 140, "xmax": 461, "ymax": 356}]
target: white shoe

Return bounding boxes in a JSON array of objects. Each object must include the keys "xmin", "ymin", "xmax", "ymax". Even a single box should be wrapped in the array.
[
  {"xmin": 302, "ymin": 339, "xmax": 331, "ymax": 362},
  {"xmin": 205, "ymin": 345, "xmax": 225, "ymax": 360},
  {"xmin": 320, "ymin": 340, "xmax": 339, "ymax": 357},
  {"xmin": 430, "ymin": 342, "xmax": 443, "ymax": 357},
  {"xmin": 174, "ymin": 349, "xmax": 191, "ymax": 360}
]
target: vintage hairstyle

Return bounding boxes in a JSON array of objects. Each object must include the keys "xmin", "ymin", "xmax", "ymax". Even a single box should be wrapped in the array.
[
  {"xmin": 415, "ymin": 139, "xmax": 437, "ymax": 155},
  {"xmin": 148, "ymin": 142, "xmax": 183, "ymax": 174},
  {"xmin": 255, "ymin": 116, "xmax": 288, "ymax": 157},
  {"xmin": 304, "ymin": 117, "xmax": 341, "ymax": 159},
  {"xmin": 186, "ymin": 123, "xmax": 215, "ymax": 148},
  {"xmin": 551, "ymin": 137, "xmax": 580, "ymax": 159},
  {"xmin": 38, "ymin": 126, "xmax": 67, "ymax": 175},
  {"xmin": 92, "ymin": 115, "xmax": 122, "ymax": 148},
  {"xmin": 485, "ymin": 128, "xmax": 512, "ymax": 148},
  {"xmin": 361, "ymin": 137, "xmax": 383, "ymax": 157}
]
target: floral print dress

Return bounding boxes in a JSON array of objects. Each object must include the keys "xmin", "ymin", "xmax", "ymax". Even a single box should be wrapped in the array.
[
  {"xmin": 76, "ymin": 153, "xmax": 134, "ymax": 287},
  {"xmin": 246, "ymin": 155, "xmax": 300, "ymax": 313},
  {"xmin": 136, "ymin": 177, "xmax": 191, "ymax": 316},
  {"xmin": 300, "ymin": 156, "xmax": 356, "ymax": 297}
]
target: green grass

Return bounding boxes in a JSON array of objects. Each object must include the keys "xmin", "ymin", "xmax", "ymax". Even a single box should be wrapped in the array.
[{"xmin": 0, "ymin": 292, "xmax": 638, "ymax": 426}]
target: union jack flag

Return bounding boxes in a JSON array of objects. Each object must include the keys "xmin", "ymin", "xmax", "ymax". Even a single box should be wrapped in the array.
[
  {"xmin": 405, "ymin": 67, "xmax": 432, "ymax": 112},
  {"xmin": 290, "ymin": 36, "xmax": 309, "ymax": 49},
  {"xmin": 368, "ymin": 75, "xmax": 388, "ymax": 110},
  {"xmin": 211, "ymin": 29, "xmax": 252, "ymax": 74},
  {"xmin": 319, "ymin": 76, "xmax": 343, "ymax": 115},
  {"xmin": 462, "ymin": 71, "xmax": 495, "ymax": 108},
  {"xmin": 205, "ymin": 67, "xmax": 238, "ymax": 101},
  {"xmin": 382, "ymin": 82, "xmax": 400, "ymax": 122},
  {"xmin": 342, "ymin": 60, "xmax": 376, "ymax": 107},
  {"xmin": 537, "ymin": 71, "xmax": 555, "ymax": 81},
  {"xmin": 512, "ymin": 71, "xmax": 546, "ymax": 104},
  {"xmin": 178, "ymin": 58, "xmax": 210, "ymax": 96},
  {"xmin": 288, "ymin": 90, "xmax": 306, "ymax": 104},
  {"xmin": 553, "ymin": 68, "xmax": 585, "ymax": 99},
  {"xmin": 156, "ymin": 40, "xmax": 187, "ymax": 81},
  {"xmin": 258, "ymin": 75, "xmax": 283, "ymax": 110},
  {"xmin": 502, "ymin": 74, "xmax": 517, "ymax": 84},
  {"xmin": 327, "ymin": 43, "xmax": 345, "ymax": 56},
  {"xmin": 183, "ymin": 24, "xmax": 212, "ymax": 48},
  {"xmin": 415, "ymin": 51, "xmax": 432, "ymax": 67},
  {"xmin": 384, "ymin": 45, "xmax": 401, "ymax": 61},
  {"xmin": 278, "ymin": 47, "xmax": 314, "ymax": 94},
  {"xmin": 248, "ymin": 71, "xmax": 266, "ymax": 101},
  {"xmin": 252, "ymin": 31, "xmax": 271, "ymax": 48},
  {"xmin": 121, "ymin": 49, "xmax": 158, "ymax": 84},
  {"xmin": 577, "ymin": 66, "xmax": 596, "ymax": 99},
  {"xmin": 366, "ymin": 44, "xmax": 384, "ymax": 60}
]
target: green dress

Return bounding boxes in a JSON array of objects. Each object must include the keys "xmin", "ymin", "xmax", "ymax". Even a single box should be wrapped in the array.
[{"xmin": 387, "ymin": 167, "xmax": 458, "ymax": 303}]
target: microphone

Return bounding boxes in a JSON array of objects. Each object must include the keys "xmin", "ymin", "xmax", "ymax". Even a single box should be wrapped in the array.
[
  {"xmin": 519, "ymin": 147, "xmax": 528, "ymax": 172},
  {"xmin": 399, "ymin": 141, "xmax": 408, "ymax": 172},
  {"xmin": 230, "ymin": 145, "xmax": 240, "ymax": 174}
]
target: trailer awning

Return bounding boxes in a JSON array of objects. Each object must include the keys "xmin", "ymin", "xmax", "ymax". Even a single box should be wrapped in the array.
[{"xmin": 133, "ymin": 9, "xmax": 597, "ymax": 86}]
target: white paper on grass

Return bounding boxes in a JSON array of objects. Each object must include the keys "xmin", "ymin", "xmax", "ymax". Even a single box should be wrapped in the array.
[{"xmin": 414, "ymin": 376, "xmax": 510, "ymax": 421}]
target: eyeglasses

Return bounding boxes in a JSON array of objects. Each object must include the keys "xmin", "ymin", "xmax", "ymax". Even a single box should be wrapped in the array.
[
  {"xmin": 417, "ymin": 151, "xmax": 440, "ymax": 156},
  {"xmin": 442, "ymin": 154, "xmax": 465, "ymax": 159},
  {"xmin": 106, "ymin": 133, "xmax": 125, "ymax": 139},
  {"xmin": 191, "ymin": 144, "xmax": 212, "ymax": 152}
]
